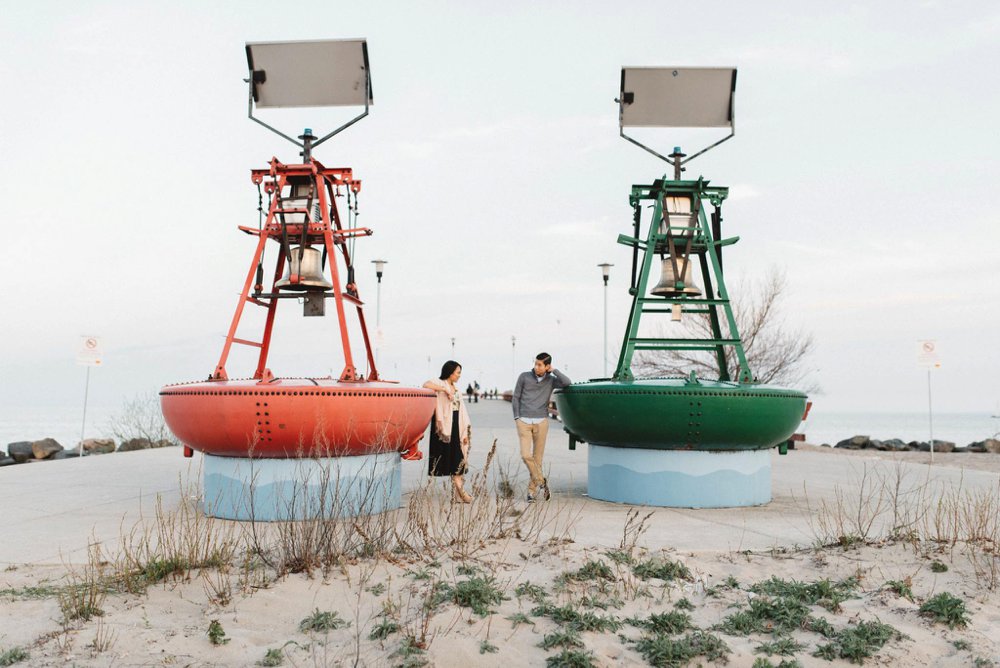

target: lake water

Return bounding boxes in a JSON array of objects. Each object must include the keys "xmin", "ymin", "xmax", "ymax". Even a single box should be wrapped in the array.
[
  {"xmin": 1, "ymin": 405, "xmax": 118, "ymax": 450},
  {"xmin": 802, "ymin": 411, "xmax": 999, "ymax": 447},
  {"xmin": 1, "ymin": 404, "xmax": 998, "ymax": 452}
]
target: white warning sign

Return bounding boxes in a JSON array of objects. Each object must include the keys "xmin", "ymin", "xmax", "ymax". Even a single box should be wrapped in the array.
[
  {"xmin": 916, "ymin": 340, "xmax": 941, "ymax": 369},
  {"xmin": 77, "ymin": 336, "xmax": 104, "ymax": 366}
]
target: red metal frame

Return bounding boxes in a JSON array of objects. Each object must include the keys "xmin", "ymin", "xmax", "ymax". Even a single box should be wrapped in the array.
[{"xmin": 213, "ymin": 157, "xmax": 379, "ymax": 383}]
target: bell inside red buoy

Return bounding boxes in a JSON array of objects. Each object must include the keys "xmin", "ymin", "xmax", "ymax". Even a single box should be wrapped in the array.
[{"xmin": 275, "ymin": 247, "xmax": 333, "ymax": 291}]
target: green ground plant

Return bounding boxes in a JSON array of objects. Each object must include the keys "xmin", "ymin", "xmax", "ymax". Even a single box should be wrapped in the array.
[
  {"xmin": 449, "ymin": 576, "xmax": 507, "ymax": 616},
  {"xmin": 579, "ymin": 594, "xmax": 623, "ymax": 610},
  {"xmin": 812, "ymin": 619, "xmax": 901, "ymax": 664},
  {"xmin": 515, "ymin": 581, "xmax": 549, "ymax": 604},
  {"xmin": 539, "ymin": 628, "xmax": 585, "ymax": 650},
  {"xmin": 207, "ymin": 619, "xmax": 229, "ymax": 646},
  {"xmin": 930, "ymin": 561, "xmax": 948, "ymax": 573},
  {"xmin": 604, "ymin": 549, "xmax": 635, "ymax": 565},
  {"xmin": 298, "ymin": 609, "xmax": 350, "ymax": 632},
  {"xmin": 919, "ymin": 592, "xmax": 970, "ymax": 629},
  {"xmin": 718, "ymin": 596, "xmax": 812, "ymax": 636},
  {"xmin": 673, "ymin": 598, "xmax": 694, "ymax": 611},
  {"xmin": 479, "ymin": 639, "xmax": 499, "ymax": 654},
  {"xmin": 627, "ymin": 610, "xmax": 693, "ymax": 635},
  {"xmin": 0, "ymin": 585, "xmax": 60, "ymax": 599},
  {"xmin": 391, "ymin": 636, "xmax": 427, "ymax": 668},
  {"xmin": 0, "ymin": 647, "xmax": 29, "ymax": 666},
  {"xmin": 749, "ymin": 576, "xmax": 860, "ymax": 612},
  {"xmin": 884, "ymin": 579, "xmax": 914, "ymax": 601},
  {"xmin": 532, "ymin": 602, "xmax": 623, "ymax": 633},
  {"xmin": 632, "ymin": 630, "xmax": 730, "ymax": 666},
  {"xmin": 506, "ymin": 612, "xmax": 533, "ymax": 628},
  {"xmin": 258, "ymin": 647, "xmax": 284, "ymax": 666},
  {"xmin": 753, "ymin": 658, "xmax": 803, "ymax": 668},
  {"xmin": 755, "ymin": 635, "xmax": 806, "ymax": 656},
  {"xmin": 369, "ymin": 617, "xmax": 400, "ymax": 640},
  {"xmin": 632, "ymin": 557, "xmax": 692, "ymax": 582},
  {"xmin": 545, "ymin": 648, "xmax": 597, "ymax": 668}
]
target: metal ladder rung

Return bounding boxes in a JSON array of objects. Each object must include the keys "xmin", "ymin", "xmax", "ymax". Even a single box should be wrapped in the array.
[
  {"xmin": 633, "ymin": 344, "xmax": 720, "ymax": 352},
  {"xmin": 641, "ymin": 308, "xmax": 711, "ymax": 314},
  {"xmin": 629, "ymin": 336, "xmax": 740, "ymax": 346},
  {"xmin": 638, "ymin": 297, "xmax": 729, "ymax": 305},
  {"xmin": 232, "ymin": 337, "xmax": 263, "ymax": 348}
]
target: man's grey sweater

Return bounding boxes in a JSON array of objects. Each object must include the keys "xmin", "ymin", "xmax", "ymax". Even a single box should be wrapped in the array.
[{"xmin": 512, "ymin": 369, "xmax": 572, "ymax": 419}]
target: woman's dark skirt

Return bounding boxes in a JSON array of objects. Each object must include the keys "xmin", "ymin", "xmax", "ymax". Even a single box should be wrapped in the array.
[{"xmin": 428, "ymin": 410, "xmax": 466, "ymax": 477}]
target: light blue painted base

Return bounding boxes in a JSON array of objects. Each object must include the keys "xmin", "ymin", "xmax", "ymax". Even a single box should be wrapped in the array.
[
  {"xmin": 203, "ymin": 452, "xmax": 401, "ymax": 521},
  {"xmin": 588, "ymin": 445, "xmax": 771, "ymax": 508}
]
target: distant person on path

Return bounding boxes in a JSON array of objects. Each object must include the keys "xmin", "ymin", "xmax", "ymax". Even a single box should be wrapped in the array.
[
  {"xmin": 512, "ymin": 352, "xmax": 571, "ymax": 502},
  {"xmin": 424, "ymin": 361, "xmax": 473, "ymax": 503}
]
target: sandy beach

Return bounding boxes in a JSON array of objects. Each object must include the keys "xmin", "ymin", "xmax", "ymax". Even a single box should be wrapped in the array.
[{"xmin": 3, "ymin": 400, "xmax": 1000, "ymax": 666}]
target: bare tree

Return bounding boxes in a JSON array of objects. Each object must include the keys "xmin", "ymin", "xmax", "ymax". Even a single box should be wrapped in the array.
[
  {"xmin": 633, "ymin": 267, "xmax": 818, "ymax": 391},
  {"xmin": 106, "ymin": 391, "xmax": 179, "ymax": 445}
]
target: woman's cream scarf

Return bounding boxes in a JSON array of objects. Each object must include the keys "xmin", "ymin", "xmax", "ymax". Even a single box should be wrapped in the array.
[{"xmin": 429, "ymin": 380, "xmax": 471, "ymax": 452}]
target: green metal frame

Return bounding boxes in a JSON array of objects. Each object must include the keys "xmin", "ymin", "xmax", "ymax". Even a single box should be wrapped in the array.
[{"xmin": 613, "ymin": 177, "xmax": 752, "ymax": 383}]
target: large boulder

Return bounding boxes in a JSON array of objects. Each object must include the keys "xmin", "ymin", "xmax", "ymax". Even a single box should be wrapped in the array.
[
  {"xmin": 984, "ymin": 439, "xmax": 1000, "ymax": 454},
  {"xmin": 117, "ymin": 438, "xmax": 152, "ymax": 452},
  {"xmin": 0, "ymin": 456, "xmax": 16, "ymax": 467},
  {"xmin": 968, "ymin": 439, "xmax": 1000, "ymax": 453},
  {"xmin": 906, "ymin": 441, "xmax": 925, "ymax": 451},
  {"xmin": 8, "ymin": 441, "xmax": 34, "ymax": 463},
  {"xmin": 80, "ymin": 438, "xmax": 116, "ymax": 455},
  {"xmin": 151, "ymin": 439, "xmax": 175, "ymax": 449},
  {"xmin": 883, "ymin": 438, "xmax": 908, "ymax": 451},
  {"xmin": 31, "ymin": 438, "xmax": 64, "ymax": 460},
  {"xmin": 52, "ymin": 450, "xmax": 81, "ymax": 460},
  {"xmin": 835, "ymin": 435, "xmax": 870, "ymax": 449},
  {"xmin": 919, "ymin": 440, "xmax": 955, "ymax": 453},
  {"xmin": 869, "ymin": 439, "xmax": 890, "ymax": 451}
]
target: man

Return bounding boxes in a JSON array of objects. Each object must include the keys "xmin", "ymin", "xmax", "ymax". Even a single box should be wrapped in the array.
[{"xmin": 512, "ymin": 352, "xmax": 571, "ymax": 502}]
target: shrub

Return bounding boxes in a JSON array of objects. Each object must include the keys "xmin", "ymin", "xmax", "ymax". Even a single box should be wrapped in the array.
[
  {"xmin": 633, "ymin": 558, "xmax": 692, "ymax": 582},
  {"xmin": 633, "ymin": 630, "xmax": 730, "ymax": 666},
  {"xmin": 298, "ymin": 609, "xmax": 350, "ymax": 633},
  {"xmin": 919, "ymin": 592, "xmax": 969, "ymax": 629},
  {"xmin": 451, "ymin": 576, "xmax": 507, "ymax": 616},
  {"xmin": 812, "ymin": 619, "xmax": 901, "ymax": 664}
]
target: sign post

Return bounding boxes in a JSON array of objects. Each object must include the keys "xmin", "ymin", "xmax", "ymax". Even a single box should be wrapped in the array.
[
  {"xmin": 916, "ymin": 340, "xmax": 941, "ymax": 463},
  {"xmin": 76, "ymin": 336, "xmax": 104, "ymax": 457}
]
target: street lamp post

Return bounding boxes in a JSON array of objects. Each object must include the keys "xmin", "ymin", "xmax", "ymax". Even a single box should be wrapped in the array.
[
  {"xmin": 371, "ymin": 259, "xmax": 387, "ymax": 367},
  {"xmin": 598, "ymin": 263, "xmax": 613, "ymax": 377}
]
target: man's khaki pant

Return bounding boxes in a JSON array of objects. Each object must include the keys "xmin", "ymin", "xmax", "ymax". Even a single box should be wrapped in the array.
[{"xmin": 516, "ymin": 419, "xmax": 549, "ymax": 495}]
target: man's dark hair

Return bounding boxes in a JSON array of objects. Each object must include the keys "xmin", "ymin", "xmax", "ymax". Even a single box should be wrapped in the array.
[
  {"xmin": 535, "ymin": 352, "xmax": 552, "ymax": 365},
  {"xmin": 439, "ymin": 360, "xmax": 462, "ymax": 380}
]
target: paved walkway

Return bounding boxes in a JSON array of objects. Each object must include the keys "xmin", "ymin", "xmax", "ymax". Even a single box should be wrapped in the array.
[{"xmin": 4, "ymin": 399, "xmax": 998, "ymax": 564}]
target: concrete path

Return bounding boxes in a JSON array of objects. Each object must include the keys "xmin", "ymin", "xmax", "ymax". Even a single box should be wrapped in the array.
[{"xmin": 4, "ymin": 399, "xmax": 998, "ymax": 565}]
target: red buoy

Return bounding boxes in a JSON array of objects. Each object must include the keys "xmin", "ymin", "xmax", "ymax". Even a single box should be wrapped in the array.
[{"xmin": 159, "ymin": 157, "xmax": 435, "ymax": 459}]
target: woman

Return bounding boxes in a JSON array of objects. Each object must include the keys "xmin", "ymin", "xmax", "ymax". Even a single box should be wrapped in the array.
[{"xmin": 423, "ymin": 360, "xmax": 472, "ymax": 503}]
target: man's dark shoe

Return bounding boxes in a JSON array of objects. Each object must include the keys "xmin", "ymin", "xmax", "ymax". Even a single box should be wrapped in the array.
[{"xmin": 526, "ymin": 493, "xmax": 536, "ymax": 503}]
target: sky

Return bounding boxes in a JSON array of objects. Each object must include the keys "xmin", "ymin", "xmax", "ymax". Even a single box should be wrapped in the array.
[{"xmin": 1, "ymin": 0, "xmax": 998, "ymax": 418}]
